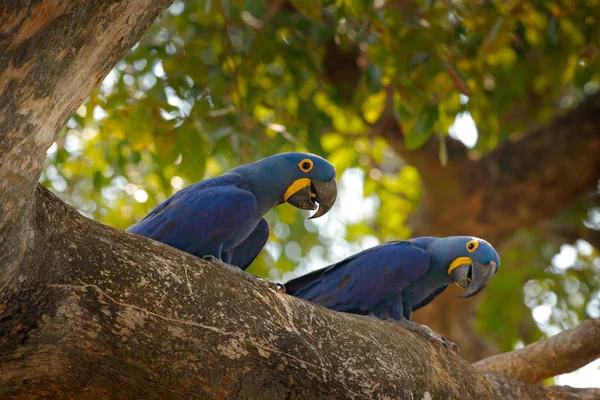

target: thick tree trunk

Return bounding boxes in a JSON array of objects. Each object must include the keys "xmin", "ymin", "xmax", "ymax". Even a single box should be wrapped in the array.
[
  {"xmin": 0, "ymin": 186, "xmax": 597, "ymax": 399},
  {"xmin": 0, "ymin": 0, "xmax": 174, "ymax": 277},
  {"xmin": 0, "ymin": 187, "xmax": 498, "ymax": 398},
  {"xmin": 0, "ymin": 0, "xmax": 598, "ymax": 397}
]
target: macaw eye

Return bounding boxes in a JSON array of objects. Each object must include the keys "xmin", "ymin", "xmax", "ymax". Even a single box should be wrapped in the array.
[
  {"xmin": 298, "ymin": 159, "xmax": 314, "ymax": 172},
  {"xmin": 466, "ymin": 240, "xmax": 478, "ymax": 252}
]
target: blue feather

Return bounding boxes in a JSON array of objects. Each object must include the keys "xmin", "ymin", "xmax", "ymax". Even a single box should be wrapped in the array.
[
  {"xmin": 127, "ymin": 176, "xmax": 257, "ymax": 259},
  {"xmin": 229, "ymin": 218, "xmax": 270, "ymax": 270},
  {"xmin": 127, "ymin": 152, "xmax": 337, "ymax": 270},
  {"xmin": 286, "ymin": 241, "xmax": 429, "ymax": 316},
  {"xmin": 286, "ymin": 236, "xmax": 500, "ymax": 321}
]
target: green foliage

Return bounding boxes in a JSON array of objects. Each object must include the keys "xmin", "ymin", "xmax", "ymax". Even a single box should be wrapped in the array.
[{"xmin": 42, "ymin": 0, "xmax": 600, "ymax": 353}]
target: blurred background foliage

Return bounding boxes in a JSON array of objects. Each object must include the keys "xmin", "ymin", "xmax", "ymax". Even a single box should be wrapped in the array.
[{"xmin": 41, "ymin": 0, "xmax": 599, "ymax": 380}]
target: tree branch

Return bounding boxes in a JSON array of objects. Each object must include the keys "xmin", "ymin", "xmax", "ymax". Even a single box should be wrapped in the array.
[
  {"xmin": 486, "ymin": 373, "xmax": 600, "ymax": 400},
  {"xmin": 2, "ymin": 186, "xmax": 492, "ymax": 398},
  {"xmin": 474, "ymin": 319, "xmax": 600, "ymax": 384},
  {"xmin": 1, "ymin": 2, "xmax": 599, "ymax": 396},
  {"xmin": 0, "ymin": 185, "xmax": 596, "ymax": 398},
  {"xmin": 0, "ymin": 0, "xmax": 174, "ymax": 276}
]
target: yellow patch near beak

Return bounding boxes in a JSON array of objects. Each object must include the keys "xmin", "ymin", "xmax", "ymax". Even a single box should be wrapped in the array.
[
  {"xmin": 283, "ymin": 178, "xmax": 311, "ymax": 201},
  {"xmin": 447, "ymin": 257, "xmax": 473, "ymax": 275}
]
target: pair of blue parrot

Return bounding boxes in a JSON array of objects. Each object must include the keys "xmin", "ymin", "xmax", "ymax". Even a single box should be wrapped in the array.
[{"xmin": 128, "ymin": 152, "xmax": 500, "ymax": 351}]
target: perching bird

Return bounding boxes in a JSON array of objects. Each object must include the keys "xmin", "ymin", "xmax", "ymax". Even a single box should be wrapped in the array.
[
  {"xmin": 285, "ymin": 236, "xmax": 500, "ymax": 351},
  {"xmin": 229, "ymin": 218, "xmax": 271, "ymax": 270},
  {"xmin": 127, "ymin": 152, "xmax": 337, "ymax": 272}
]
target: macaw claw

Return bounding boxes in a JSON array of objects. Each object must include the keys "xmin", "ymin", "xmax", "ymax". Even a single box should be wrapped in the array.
[
  {"xmin": 391, "ymin": 318, "xmax": 460, "ymax": 354},
  {"xmin": 201, "ymin": 255, "xmax": 286, "ymax": 294}
]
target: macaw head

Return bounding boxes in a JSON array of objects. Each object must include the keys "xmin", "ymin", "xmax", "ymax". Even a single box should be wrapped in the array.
[
  {"xmin": 246, "ymin": 152, "xmax": 338, "ymax": 219},
  {"xmin": 428, "ymin": 236, "xmax": 500, "ymax": 298}
]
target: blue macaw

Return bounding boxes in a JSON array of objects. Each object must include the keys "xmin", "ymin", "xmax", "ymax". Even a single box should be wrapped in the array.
[
  {"xmin": 127, "ymin": 153, "xmax": 337, "ymax": 273},
  {"xmin": 285, "ymin": 236, "xmax": 500, "ymax": 351},
  {"xmin": 229, "ymin": 218, "xmax": 270, "ymax": 271}
]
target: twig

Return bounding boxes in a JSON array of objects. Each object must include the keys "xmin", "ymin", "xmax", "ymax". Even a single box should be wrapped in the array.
[{"xmin": 442, "ymin": 59, "xmax": 471, "ymax": 96}]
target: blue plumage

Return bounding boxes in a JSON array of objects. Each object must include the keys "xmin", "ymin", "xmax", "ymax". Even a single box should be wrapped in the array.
[
  {"xmin": 285, "ymin": 236, "xmax": 500, "ymax": 350},
  {"xmin": 229, "ymin": 218, "xmax": 270, "ymax": 269},
  {"xmin": 127, "ymin": 153, "xmax": 337, "ymax": 269},
  {"xmin": 286, "ymin": 240, "xmax": 430, "ymax": 318}
]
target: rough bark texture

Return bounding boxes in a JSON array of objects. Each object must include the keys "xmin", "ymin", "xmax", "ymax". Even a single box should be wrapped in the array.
[
  {"xmin": 0, "ymin": 186, "xmax": 596, "ymax": 399},
  {"xmin": 0, "ymin": 187, "xmax": 491, "ymax": 398},
  {"xmin": 474, "ymin": 319, "xmax": 600, "ymax": 384},
  {"xmin": 485, "ymin": 373, "xmax": 600, "ymax": 400},
  {"xmin": 1, "ymin": 0, "xmax": 599, "ymax": 398},
  {"xmin": 0, "ymin": 0, "xmax": 174, "ymax": 278}
]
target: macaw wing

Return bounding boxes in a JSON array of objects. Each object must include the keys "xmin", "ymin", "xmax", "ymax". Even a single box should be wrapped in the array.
[
  {"xmin": 285, "ymin": 241, "xmax": 430, "ymax": 312},
  {"xmin": 229, "ymin": 218, "xmax": 270, "ymax": 270},
  {"xmin": 127, "ymin": 184, "xmax": 256, "ymax": 258},
  {"xmin": 411, "ymin": 285, "xmax": 449, "ymax": 313}
]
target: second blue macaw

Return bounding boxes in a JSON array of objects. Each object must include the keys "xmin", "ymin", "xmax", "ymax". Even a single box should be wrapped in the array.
[
  {"xmin": 285, "ymin": 236, "xmax": 500, "ymax": 351},
  {"xmin": 127, "ymin": 153, "xmax": 337, "ymax": 273}
]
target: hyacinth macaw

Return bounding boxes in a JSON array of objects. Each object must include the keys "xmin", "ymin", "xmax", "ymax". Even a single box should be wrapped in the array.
[
  {"xmin": 285, "ymin": 236, "xmax": 500, "ymax": 351},
  {"xmin": 127, "ymin": 153, "xmax": 337, "ymax": 274}
]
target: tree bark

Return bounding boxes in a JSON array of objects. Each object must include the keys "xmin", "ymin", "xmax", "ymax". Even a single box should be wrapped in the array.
[
  {"xmin": 1, "ymin": 0, "xmax": 599, "ymax": 397},
  {"xmin": 0, "ymin": 0, "xmax": 174, "ymax": 278},
  {"xmin": 0, "ymin": 186, "xmax": 597, "ymax": 399},
  {"xmin": 486, "ymin": 373, "xmax": 600, "ymax": 400},
  {"xmin": 474, "ymin": 319, "xmax": 600, "ymax": 384}
]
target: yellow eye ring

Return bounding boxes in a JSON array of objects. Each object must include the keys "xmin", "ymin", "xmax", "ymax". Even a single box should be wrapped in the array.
[
  {"xmin": 298, "ymin": 159, "xmax": 314, "ymax": 172},
  {"xmin": 466, "ymin": 240, "xmax": 478, "ymax": 253}
]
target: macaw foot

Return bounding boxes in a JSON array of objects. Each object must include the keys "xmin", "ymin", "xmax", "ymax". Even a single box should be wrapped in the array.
[
  {"xmin": 392, "ymin": 318, "xmax": 460, "ymax": 354},
  {"xmin": 201, "ymin": 255, "xmax": 286, "ymax": 294}
]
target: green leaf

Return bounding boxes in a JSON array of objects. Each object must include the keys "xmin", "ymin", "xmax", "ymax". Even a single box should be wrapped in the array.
[
  {"xmin": 405, "ymin": 104, "xmax": 438, "ymax": 150},
  {"xmin": 56, "ymin": 148, "xmax": 70, "ymax": 164},
  {"xmin": 93, "ymin": 170, "xmax": 104, "ymax": 190},
  {"xmin": 366, "ymin": 64, "xmax": 382, "ymax": 93},
  {"xmin": 408, "ymin": 52, "xmax": 430, "ymax": 71},
  {"xmin": 289, "ymin": 0, "xmax": 322, "ymax": 19},
  {"xmin": 548, "ymin": 16, "xmax": 559, "ymax": 45},
  {"xmin": 482, "ymin": 16, "xmax": 504, "ymax": 48},
  {"xmin": 244, "ymin": 0, "xmax": 265, "ymax": 17},
  {"xmin": 130, "ymin": 151, "xmax": 142, "ymax": 164},
  {"xmin": 394, "ymin": 98, "xmax": 413, "ymax": 121}
]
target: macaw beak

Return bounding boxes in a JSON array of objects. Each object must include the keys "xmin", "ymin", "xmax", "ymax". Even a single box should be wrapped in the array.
[
  {"xmin": 285, "ymin": 177, "xmax": 337, "ymax": 219},
  {"xmin": 450, "ymin": 260, "xmax": 498, "ymax": 298}
]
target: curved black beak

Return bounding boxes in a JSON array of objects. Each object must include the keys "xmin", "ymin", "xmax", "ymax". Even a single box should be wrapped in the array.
[
  {"xmin": 308, "ymin": 178, "xmax": 337, "ymax": 219},
  {"xmin": 286, "ymin": 178, "xmax": 337, "ymax": 219},
  {"xmin": 450, "ymin": 260, "xmax": 498, "ymax": 298}
]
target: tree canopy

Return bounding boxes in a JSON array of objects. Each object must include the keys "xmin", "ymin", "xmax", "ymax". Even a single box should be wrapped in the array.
[{"xmin": 40, "ymin": 0, "xmax": 600, "ymax": 369}]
